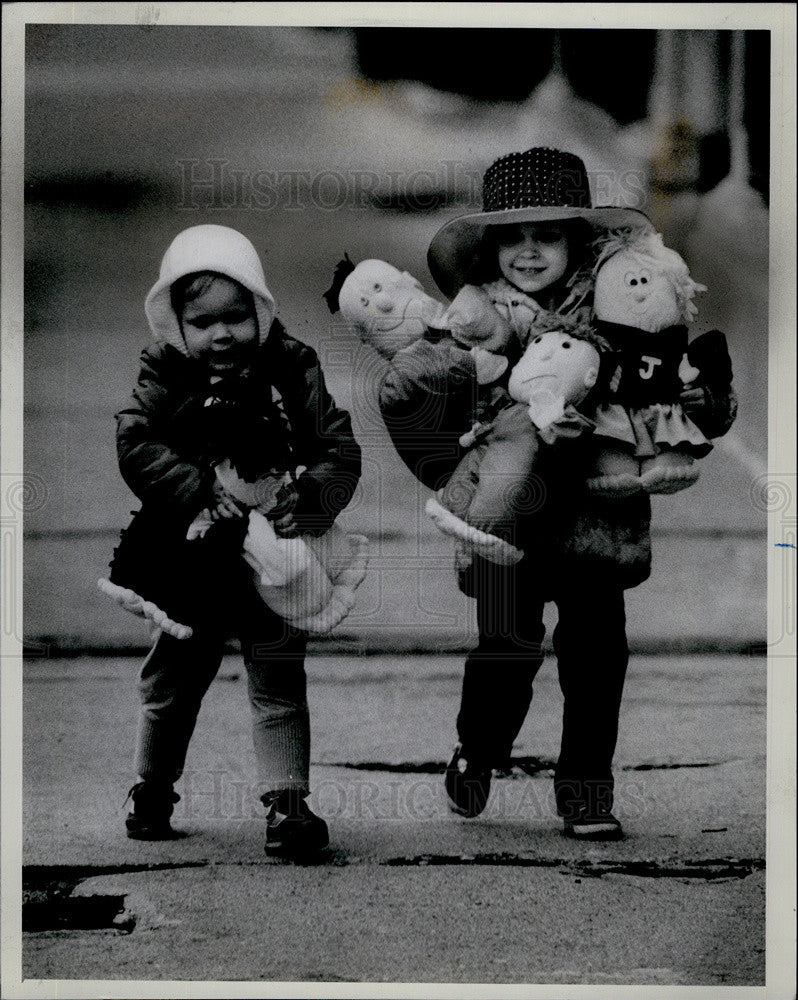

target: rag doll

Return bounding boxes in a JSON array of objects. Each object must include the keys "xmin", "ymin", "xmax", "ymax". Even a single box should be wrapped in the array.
[
  {"xmin": 425, "ymin": 317, "xmax": 607, "ymax": 564},
  {"xmin": 327, "ymin": 255, "xmax": 513, "ymax": 381},
  {"xmin": 99, "ymin": 459, "xmax": 368, "ymax": 639},
  {"xmin": 586, "ymin": 230, "xmax": 731, "ymax": 496}
]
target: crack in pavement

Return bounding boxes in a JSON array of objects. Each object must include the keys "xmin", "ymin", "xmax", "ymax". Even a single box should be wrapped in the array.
[
  {"xmin": 23, "ymin": 863, "xmax": 206, "ymax": 934},
  {"xmin": 23, "ymin": 862, "xmax": 206, "ymax": 905},
  {"xmin": 382, "ymin": 855, "xmax": 765, "ymax": 880},
  {"xmin": 323, "ymin": 757, "xmax": 729, "ymax": 776},
  {"xmin": 22, "ymin": 854, "xmax": 764, "ymax": 933}
]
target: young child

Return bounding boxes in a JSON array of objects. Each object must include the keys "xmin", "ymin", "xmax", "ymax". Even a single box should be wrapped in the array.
[
  {"xmin": 389, "ymin": 148, "xmax": 735, "ymax": 837},
  {"xmin": 112, "ymin": 224, "xmax": 361, "ymax": 856}
]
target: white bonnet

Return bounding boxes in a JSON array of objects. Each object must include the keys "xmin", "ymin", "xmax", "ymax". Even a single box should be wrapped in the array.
[{"xmin": 144, "ymin": 225, "xmax": 276, "ymax": 354}]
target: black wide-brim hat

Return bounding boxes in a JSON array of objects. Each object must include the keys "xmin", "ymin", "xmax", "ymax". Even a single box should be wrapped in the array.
[{"xmin": 428, "ymin": 147, "xmax": 651, "ymax": 299}]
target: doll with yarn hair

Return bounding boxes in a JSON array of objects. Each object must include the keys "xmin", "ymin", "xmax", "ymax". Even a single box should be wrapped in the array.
[
  {"xmin": 586, "ymin": 229, "xmax": 731, "ymax": 496},
  {"xmin": 101, "ymin": 420, "xmax": 369, "ymax": 640}
]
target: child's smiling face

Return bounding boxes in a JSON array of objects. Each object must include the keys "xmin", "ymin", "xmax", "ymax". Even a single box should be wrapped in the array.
[
  {"xmin": 179, "ymin": 277, "xmax": 258, "ymax": 373},
  {"xmin": 496, "ymin": 223, "xmax": 570, "ymax": 295}
]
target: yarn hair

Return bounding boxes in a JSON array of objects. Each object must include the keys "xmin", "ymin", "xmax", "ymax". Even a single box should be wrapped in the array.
[{"xmin": 527, "ymin": 310, "xmax": 610, "ymax": 355}]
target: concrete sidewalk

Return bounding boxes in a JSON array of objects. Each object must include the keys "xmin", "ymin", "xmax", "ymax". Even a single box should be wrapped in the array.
[{"xmin": 20, "ymin": 651, "xmax": 766, "ymax": 987}]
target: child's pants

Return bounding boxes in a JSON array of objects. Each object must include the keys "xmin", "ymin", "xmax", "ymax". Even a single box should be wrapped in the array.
[
  {"xmin": 457, "ymin": 557, "xmax": 629, "ymax": 821},
  {"xmin": 135, "ymin": 587, "xmax": 309, "ymax": 796}
]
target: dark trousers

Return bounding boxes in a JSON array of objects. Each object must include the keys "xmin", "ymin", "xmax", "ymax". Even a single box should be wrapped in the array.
[{"xmin": 457, "ymin": 558, "xmax": 629, "ymax": 820}]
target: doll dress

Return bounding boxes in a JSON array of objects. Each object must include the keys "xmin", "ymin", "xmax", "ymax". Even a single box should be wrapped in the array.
[{"xmin": 592, "ymin": 321, "xmax": 712, "ymax": 459}]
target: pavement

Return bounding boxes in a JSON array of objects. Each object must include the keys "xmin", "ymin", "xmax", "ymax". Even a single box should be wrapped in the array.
[{"xmin": 19, "ymin": 650, "xmax": 766, "ymax": 987}]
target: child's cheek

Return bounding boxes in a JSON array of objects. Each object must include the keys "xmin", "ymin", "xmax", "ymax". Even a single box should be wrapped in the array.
[{"xmin": 183, "ymin": 328, "xmax": 210, "ymax": 359}]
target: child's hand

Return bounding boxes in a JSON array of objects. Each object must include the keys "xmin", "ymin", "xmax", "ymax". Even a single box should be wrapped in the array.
[
  {"xmin": 271, "ymin": 510, "xmax": 300, "ymax": 538},
  {"xmin": 442, "ymin": 285, "xmax": 512, "ymax": 352},
  {"xmin": 260, "ymin": 479, "xmax": 301, "ymax": 538},
  {"xmin": 210, "ymin": 481, "xmax": 246, "ymax": 520}
]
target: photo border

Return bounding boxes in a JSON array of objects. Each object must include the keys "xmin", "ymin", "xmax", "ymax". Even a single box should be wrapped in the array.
[{"xmin": 2, "ymin": 4, "xmax": 795, "ymax": 998}]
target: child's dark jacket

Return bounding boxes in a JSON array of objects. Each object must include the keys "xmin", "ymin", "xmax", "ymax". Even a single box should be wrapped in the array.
[{"xmin": 116, "ymin": 319, "xmax": 361, "ymax": 535}]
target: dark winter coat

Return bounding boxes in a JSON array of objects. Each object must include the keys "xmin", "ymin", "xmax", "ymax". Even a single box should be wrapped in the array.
[{"xmin": 116, "ymin": 320, "xmax": 362, "ymax": 534}]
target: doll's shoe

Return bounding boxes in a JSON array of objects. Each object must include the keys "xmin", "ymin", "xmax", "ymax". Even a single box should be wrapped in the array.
[
  {"xmin": 639, "ymin": 461, "xmax": 699, "ymax": 495},
  {"xmin": 425, "ymin": 497, "xmax": 523, "ymax": 566},
  {"xmin": 563, "ymin": 809, "xmax": 623, "ymax": 841},
  {"xmin": 264, "ymin": 793, "xmax": 329, "ymax": 858},
  {"xmin": 585, "ymin": 473, "xmax": 643, "ymax": 497},
  {"xmin": 444, "ymin": 745, "xmax": 492, "ymax": 818},
  {"xmin": 588, "ymin": 447, "xmax": 642, "ymax": 497},
  {"xmin": 640, "ymin": 452, "xmax": 699, "ymax": 494},
  {"xmin": 125, "ymin": 781, "xmax": 184, "ymax": 840}
]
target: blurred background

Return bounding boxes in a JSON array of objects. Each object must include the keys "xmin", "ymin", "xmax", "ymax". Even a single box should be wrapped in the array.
[{"xmin": 22, "ymin": 25, "xmax": 770, "ymax": 654}]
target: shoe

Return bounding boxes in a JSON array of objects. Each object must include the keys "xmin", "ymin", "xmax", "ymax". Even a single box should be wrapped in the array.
[
  {"xmin": 264, "ymin": 793, "xmax": 329, "ymax": 858},
  {"xmin": 444, "ymin": 745, "xmax": 492, "ymax": 818},
  {"xmin": 125, "ymin": 781, "xmax": 183, "ymax": 840},
  {"xmin": 563, "ymin": 810, "xmax": 623, "ymax": 841}
]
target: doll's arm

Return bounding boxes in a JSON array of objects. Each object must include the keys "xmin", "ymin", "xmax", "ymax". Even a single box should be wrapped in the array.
[
  {"xmin": 464, "ymin": 405, "xmax": 541, "ymax": 535},
  {"xmin": 269, "ymin": 334, "xmax": 361, "ymax": 536},
  {"xmin": 437, "ymin": 403, "xmax": 540, "ymax": 540},
  {"xmin": 440, "ymin": 284, "xmax": 514, "ymax": 353},
  {"xmin": 681, "ymin": 330, "xmax": 738, "ymax": 438}
]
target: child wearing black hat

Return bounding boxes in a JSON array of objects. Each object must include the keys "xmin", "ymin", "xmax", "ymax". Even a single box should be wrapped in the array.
[{"xmin": 384, "ymin": 148, "xmax": 736, "ymax": 838}]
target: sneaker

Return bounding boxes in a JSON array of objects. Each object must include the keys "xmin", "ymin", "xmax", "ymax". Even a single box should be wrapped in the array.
[
  {"xmin": 444, "ymin": 745, "xmax": 492, "ymax": 818},
  {"xmin": 264, "ymin": 793, "xmax": 329, "ymax": 858},
  {"xmin": 125, "ymin": 781, "xmax": 183, "ymax": 840},
  {"xmin": 563, "ymin": 810, "xmax": 623, "ymax": 841}
]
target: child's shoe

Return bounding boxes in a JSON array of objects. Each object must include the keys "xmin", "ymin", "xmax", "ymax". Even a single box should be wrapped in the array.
[
  {"xmin": 563, "ymin": 808, "xmax": 623, "ymax": 841},
  {"xmin": 125, "ymin": 781, "xmax": 183, "ymax": 840},
  {"xmin": 444, "ymin": 745, "xmax": 492, "ymax": 818},
  {"xmin": 263, "ymin": 791, "xmax": 329, "ymax": 858}
]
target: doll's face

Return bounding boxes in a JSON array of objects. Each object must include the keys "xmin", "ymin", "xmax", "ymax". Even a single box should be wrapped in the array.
[
  {"xmin": 496, "ymin": 223, "xmax": 570, "ymax": 295},
  {"xmin": 339, "ymin": 260, "xmax": 446, "ymax": 358},
  {"xmin": 508, "ymin": 331, "xmax": 599, "ymax": 406},
  {"xmin": 593, "ymin": 250, "xmax": 682, "ymax": 331}
]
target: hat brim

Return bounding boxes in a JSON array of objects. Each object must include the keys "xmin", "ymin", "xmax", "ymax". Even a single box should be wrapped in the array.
[{"xmin": 427, "ymin": 205, "xmax": 651, "ymax": 299}]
